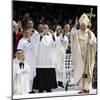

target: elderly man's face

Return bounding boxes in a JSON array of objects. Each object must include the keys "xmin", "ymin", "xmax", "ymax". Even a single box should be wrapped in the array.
[{"xmin": 80, "ymin": 23, "xmax": 87, "ymax": 32}]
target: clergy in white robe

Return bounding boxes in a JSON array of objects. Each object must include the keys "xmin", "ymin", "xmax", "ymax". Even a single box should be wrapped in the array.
[
  {"xmin": 63, "ymin": 24, "xmax": 71, "ymax": 39},
  {"xmin": 71, "ymin": 13, "xmax": 96, "ymax": 94},
  {"xmin": 13, "ymin": 49, "xmax": 30, "ymax": 95},
  {"xmin": 17, "ymin": 28, "xmax": 39, "ymax": 92},
  {"xmin": 33, "ymin": 24, "xmax": 57, "ymax": 93},
  {"xmin": 53, "ymin": 25, "xmax": 68, "ymax": 88}
]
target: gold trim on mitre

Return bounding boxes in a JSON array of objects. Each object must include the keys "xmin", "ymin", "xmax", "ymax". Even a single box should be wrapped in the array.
[{"xmin": 79, "ymin": 13, "xmax": 90, "ymax": 26}]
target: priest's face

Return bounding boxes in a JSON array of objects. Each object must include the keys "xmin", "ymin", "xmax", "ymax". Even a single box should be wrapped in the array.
[
  {"xmin": 43, "ymin": 24, "xmax": 49, "ymax": 34},
  {"xmin": 63, "ymin": 24, "xmax": 70, "ymax": 32},
  {"xmin": 27, "ymin": 20, "xmax": 34, "ymax": 28},
  {"xmin": 80, "ymin": 23, "xmax": 87, "ymax": 32}
]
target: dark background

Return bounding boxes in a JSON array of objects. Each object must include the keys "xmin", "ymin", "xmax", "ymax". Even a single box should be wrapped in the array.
[{"xmin": 13, "ymin": 0, "xmax": 97, "ymax": 33}]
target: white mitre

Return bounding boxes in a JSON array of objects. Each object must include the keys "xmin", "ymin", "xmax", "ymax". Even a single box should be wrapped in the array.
[{"xmin": 79, "ymin": 13, "xmax": 90, "ymax": 26}]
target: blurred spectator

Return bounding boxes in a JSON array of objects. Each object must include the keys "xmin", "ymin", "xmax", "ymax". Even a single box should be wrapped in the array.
[{"xmin": 13, "ymin": 21, "xmax": 23, "ymax": 58}]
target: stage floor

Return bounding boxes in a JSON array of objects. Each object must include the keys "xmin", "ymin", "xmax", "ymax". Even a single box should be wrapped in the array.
[{"xmin": 13, "ymin": 87, "xmax": 97, "ymax": 100}]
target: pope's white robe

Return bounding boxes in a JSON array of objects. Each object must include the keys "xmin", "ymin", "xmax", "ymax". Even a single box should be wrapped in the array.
[
  {"xmin": 54, "ymin": 33, "xmax": 68, "ymax": 86},
  {"xmin": 17, "ymin": 31, "xmax": 39, "ymax": 91},
  {"xmin": 13, "ymin": 58, "xmax": 30, "ymax": 95},
  {"xmin": 71, "ymin": 27, "xmax": 96, "ymax": 90}
]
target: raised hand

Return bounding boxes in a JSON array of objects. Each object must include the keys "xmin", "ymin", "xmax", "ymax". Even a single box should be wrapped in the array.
[{"xmin": 75, "ymin": 17, "xmax": 79, "ymax": 27}]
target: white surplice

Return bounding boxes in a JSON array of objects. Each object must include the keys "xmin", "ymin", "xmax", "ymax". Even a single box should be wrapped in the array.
[
  {"xmin": 13, "ymin": 58, "xmax": 30, "ymax": 95},
  {"xmin": 54, "ymin": 33, "xmax": 68, "ymax": 86},
  {"xmin": 36, "ymin": 33, "xmax": 56, "ymax": 68}
]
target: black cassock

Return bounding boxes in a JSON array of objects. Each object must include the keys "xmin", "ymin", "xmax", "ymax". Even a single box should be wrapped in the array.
[
  {"xmin": 33, "ymin": 68, "xmax": 57, "ymax": 90},
  {"xmin": 32, "ymin": 34, "xmax": 57, "ymax": 91}
]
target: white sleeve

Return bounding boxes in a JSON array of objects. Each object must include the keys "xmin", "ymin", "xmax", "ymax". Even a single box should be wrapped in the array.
[
  {"xmin": 35, "ymin": 34, "xmax": 40, "ymax": 57},
  {"xmin": 70, "ymin": 27, "xmax": 78, "ymax": 52},
  {"xmin": 71, "ymin": 27, "xmax": 77, "ymax": 35},
  {"xmin": 89, "ymin": 32, "xmax": 96, "ymax": 45},
  {"xmin": 17, "ymin": 39, "xmax": 24, "ymax": 51}
]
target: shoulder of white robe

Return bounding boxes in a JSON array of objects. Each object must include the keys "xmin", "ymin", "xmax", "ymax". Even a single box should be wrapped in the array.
[
  {"xmin": 18, "ymin": 38, "xmax": 25, "ymax": 46},
  {"xmin": 90, "ymin": 31, "xmax": 97, "ymax": 44},
  {"xmin": 17, "ymin": 38, "xmax": 27, "ymax": 50}
]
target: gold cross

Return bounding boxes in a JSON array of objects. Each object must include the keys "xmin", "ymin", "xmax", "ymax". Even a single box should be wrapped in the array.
[{"xmin": 87, "ymin": 8, "xmax": 95, "ymax": 22}]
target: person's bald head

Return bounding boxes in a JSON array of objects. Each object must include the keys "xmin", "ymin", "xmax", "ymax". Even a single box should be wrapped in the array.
[{"xmin": 43, "ymin": 24, "xmax": 49, "ymax": 30}]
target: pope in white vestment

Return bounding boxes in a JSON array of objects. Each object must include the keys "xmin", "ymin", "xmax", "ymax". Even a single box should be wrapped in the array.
[
  {"xmin": 71, "ymin": 13, "xmax": 96, "ymax": 93},
  {"xmin": 13, "ymin": 50, "xmax": 30, "ymax": 95}
]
